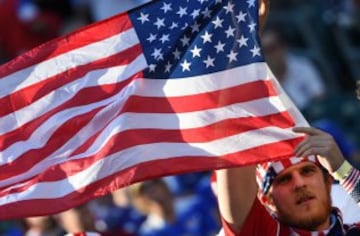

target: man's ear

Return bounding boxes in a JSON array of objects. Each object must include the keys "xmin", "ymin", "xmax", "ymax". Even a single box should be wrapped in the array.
[
  {"xmin": 258, "ymin": 192, "xmax": 277, "ymax": 213},
  {"xmin": 326, "ymin": 174, "xmax": 333, "ymax": 192}
]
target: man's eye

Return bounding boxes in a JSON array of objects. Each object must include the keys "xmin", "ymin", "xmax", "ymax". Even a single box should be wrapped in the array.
[
  {"xmin": 302, "ymin": 167, "xmax": 316, "ymax": 176},
  {"xmin": 274, "ymin": 175, "xmax": 290, "ymax": 185}
]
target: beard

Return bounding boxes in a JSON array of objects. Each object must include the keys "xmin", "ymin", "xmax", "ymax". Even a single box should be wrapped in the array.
[{"xmin": 275, "ymin": 188, "xmax": 332, "ymax": 231}]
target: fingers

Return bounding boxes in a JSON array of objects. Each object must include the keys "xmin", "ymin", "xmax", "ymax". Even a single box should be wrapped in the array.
[
  {"xmin": 294, "ymin": 137, "xmax": 331, "ymax": 157},
  {"xmin": 293, "ymin": 126, "xmax": 346, "ymax": 172},
  {"xmin": 293, "ymin": 126, "xmax": 334, "ymax": 157},
  {"xmin": 292, "ymin": 126, "xmax": 325, "ymax": 136}
]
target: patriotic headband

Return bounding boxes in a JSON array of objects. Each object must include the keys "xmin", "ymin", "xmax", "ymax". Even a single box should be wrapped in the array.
[{"xmin": 256, "ymin": 155, "xmax": 319, "ymax": 197}]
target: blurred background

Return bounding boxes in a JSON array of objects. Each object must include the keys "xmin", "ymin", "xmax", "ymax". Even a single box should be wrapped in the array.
[{"xmin": 0, "ymin": 0, "xmax": 359, "ymax": 235}]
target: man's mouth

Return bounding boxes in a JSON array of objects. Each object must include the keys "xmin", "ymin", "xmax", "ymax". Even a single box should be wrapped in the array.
[{"xmin": 296, "ymin": 195, "xmax": 315, "ymax": 205}]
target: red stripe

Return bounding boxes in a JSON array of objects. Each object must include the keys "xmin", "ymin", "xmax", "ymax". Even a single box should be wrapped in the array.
[
  {"xmin": 0, "ymin": 79, "xmax": 279, "ymax": 155},
  {"xmin": 0, "ymin": 111, "xmax": 294, "ymax": 191},
  {"xmin": 0, "ymin": 137, "xmax": 302, "ymax": 220},
  {"xmin": 343, "ymin": 169, "xmax": 360, "ymax": 191},
  {"xmin": 0, "ymin": 72, "xmax": 143, "ymax": 177},
  {"xmin": 126, "ymin": 80, "xmax": 277, "ymax": 113},
  {"xmin": 0, "ymin": 72, "xmax": 142, "ymax": 151},
  {"xmin": 0, "ymin": 107, "xmax": 104, "ymax": 181},
  {"xmin": 0, "ymin": 13, "xmax": 133, "ymax": 78},
  {"xmin": 0, "ymin": 44, "xmax": 142, "ymax": 118}
]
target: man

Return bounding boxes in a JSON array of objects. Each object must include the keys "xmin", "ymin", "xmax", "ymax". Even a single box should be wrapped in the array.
[
  {"xmin": 216, "ymin": 126, "xmax": 360, "ymax": 235},
  {"xmin": 215, "ymin": 1, "xmax": 360, "ymax": 234}
]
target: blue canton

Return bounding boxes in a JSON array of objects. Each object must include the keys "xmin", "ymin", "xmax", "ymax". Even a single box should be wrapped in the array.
[{"xmin": 129, "ymin": 0, "xmax": 265, "ymax": 79}]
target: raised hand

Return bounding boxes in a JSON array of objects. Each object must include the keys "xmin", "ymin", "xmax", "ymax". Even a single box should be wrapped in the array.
[{"xmin": 293, "ymin": 127, "xmax": 345, "ymax": 172}]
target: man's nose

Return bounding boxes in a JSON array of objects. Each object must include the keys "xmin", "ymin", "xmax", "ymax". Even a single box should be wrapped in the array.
[{"xmin": 292, "ymin": 172, "xmax": 306, "ymax": 189}]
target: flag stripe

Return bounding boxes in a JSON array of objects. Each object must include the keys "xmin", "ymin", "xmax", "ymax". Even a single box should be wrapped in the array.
[
  {"xmin": 139, "ymin": 62, "xmax": 269, "ymax": 97},
  {"xmin": 1, "ymin": 138, "xmax": 298, "ymax": 220},
  {"xmin": 0, "ymin": 110, "xmax": 295, "ymax": 187},
  {"xmin": 0, "ymin": 44, "xmax": 143, "ymax": 118},
  {"xmin": 0, "ymin": 14, "xmax": 133, "ymax": 79},
  {"xmin": 0, "ymin": 64, "xmax": 275, "ymax": 158},
  {"xmin": 0, "ymin": 27, "xmax": 139, "ymax": 100},
  {"xmin": 1, "ymin": 93, "xmax": 290, "ymax": 182},
  {"xmin": 0, "ymin": 53, "xmax": 146, "ymax": 138},
  {"xmin": 0, "ymin": 126, "xmax": 303, "ymax": 204},
  {"xmin": 1, "ymin": 80, "xmax": 287, "ymax": 173},
  {"xmin": 0, "ymin": 62, "xmax": 261, "ymax": 136},
  {"xmin": 126, "ymin": 80, "xmax": 277, "ymax": 113}
]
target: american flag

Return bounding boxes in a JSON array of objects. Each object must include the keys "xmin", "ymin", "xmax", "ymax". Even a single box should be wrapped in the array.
[{"xmin": 0, "ymin": 0, "xmax": 308, "ymax": 219}]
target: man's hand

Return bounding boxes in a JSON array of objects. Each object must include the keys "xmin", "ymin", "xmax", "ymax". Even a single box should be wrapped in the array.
[{"xmin": 293, "ymin": 127, "xmax": 345, "ymax": 172}]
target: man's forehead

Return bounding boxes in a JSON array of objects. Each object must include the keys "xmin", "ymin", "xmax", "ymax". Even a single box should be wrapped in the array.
[{"xmin": 276, "ymin": 161, "xmax": 319, "ymax": 176}]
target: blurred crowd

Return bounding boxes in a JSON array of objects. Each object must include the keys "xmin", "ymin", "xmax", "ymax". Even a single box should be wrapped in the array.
[{"xmin": 0, "ymin": 0, "xmax": 360, "ymax": 235}]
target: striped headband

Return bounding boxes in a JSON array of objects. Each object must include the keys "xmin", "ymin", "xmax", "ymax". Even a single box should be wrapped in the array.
[{"xmin": 256, "ymin": 155, "xmax": 319, "ymax": 197}]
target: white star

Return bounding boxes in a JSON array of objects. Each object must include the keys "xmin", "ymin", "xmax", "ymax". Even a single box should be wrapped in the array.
[
  {"xmin": 154, "ymin": 18, "xmax": 165, "ymax": 29},
  {"xmin": 170, "ymin": 22, "xmax": 179, "ymax": 29},
  {"xmin": 201, "ymin": 31, "xmax": 213, "ymax": 43},
  {"xmin": 159, "ymin": 34, "xmax": 170, "ymax": 43},
  {"xmin": 202, "ymin": 7, "xmax": 212, "ymax": 18},
  {"xmin": 250, "ymin": 45, "xmax": 261, "ymax": 57},
  {"xmin": 212, "ymin": 16, "xmax": 224, "ymax": 29},
  {"xmin": 180, "ymin": 35, "xmax": 191, "ymax": 46},
  {"xmin": 203, "ymin": 56, "xmax": 215, "ymax": 68},
  {"xmin": 225, "ymin": 26, "xmax": 236, "ymax": 38},
  {"xmin": 248, "ymin": 22, "xmax": 256, "ymax": 32},
  {"xmin": 190, "ymin": 45, "xmax": 202, "ymax": 58},
  {"xmin": 161, "ymin": 2, "xmax": 172, "ymax": 13},
  {"xmin": 214, "ymin": 40, "xmax": 225, "ymax": 53},
  {"xmin": 177, "ymin": 6, "xmax": 188, "ymax": 18},
  {"xmin": 151, "ymin": 48, "xmax": 163, "ymax": 61},
  {"xmin": 247, "ymin": 0, "xmax": 256, "ymax": 8},
  {"xmin": 227, "ymin": 50, "xmax": 238, "ymax": 62},
  {"xmin": 236, "ymin": 11, "xmax": 247, "ymax": 22},
  {"xmin": 137, "ymin": 12, "xmax": 149, "ymax": 24},
  {"xmin": 149, "ymin": 64, "xmax": 156, "ymax": 72},
  {"xmin": 191, "ymin": 21, "xmax": 201, "ymax": 32},
  {"xmin": 173, "ymin": 48, "xmax": 181, "ymax": 60},
  {"xmin": 237, "ymin": 35, "xmax": 248, "ymax": 47},
  {"xmin": 146, "ymin": 33, "xmax": 157, "ymax": 43},
  {"xmin": 180, "ymin": 59, "xmax": 191, "ymax": 72},
  {"xmin": 224, "ymin": 2, "xmax": 234, "ymax": 14},
  {"xmin": 191, "ymin": 9, "xmax": 201, "ymax": 19},
  {"xmin": 215, "ymin": 0, "xmax": 222, "ymax": 4},
  {"xmin": 164, "ymin": 61, "xmax": 172, "ymax": 73},
  {"xmin": 198, "ymin": 0, "xmax": 208, "ymax": 3}
]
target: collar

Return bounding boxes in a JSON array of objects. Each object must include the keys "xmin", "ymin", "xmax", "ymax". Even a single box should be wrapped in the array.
[{"xmin": 289, "ymin": 208, "xmax": 346, "ymax": 236}]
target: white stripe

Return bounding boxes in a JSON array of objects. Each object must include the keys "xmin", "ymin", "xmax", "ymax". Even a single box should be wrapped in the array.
[
  {"xmin": 273, "ymin": 161, "xmax": 286, "ymax": 173},
  {"xmin": 137, "ymin": 62, "xmax": 269, "ymax": 97},
  {"xmin": 0, "ymin": 28, "xmax": 139, "ymax": 99},
  {"xmin": 265, "ymin": 65, "xmax": 309, "ymax": 127},
  {"xmin": 0, "ymin": 60, "xmax": 262, "ymax": 136},
  {"xmin": 121, "ymin": 96, "xmax": 288, "ymax": 130},
  {"xmin": 0, "ymin": 126, "xmax": 302, "ymax": 204},
  {"xmin": 0, "ymin": 94, "xmax": 287, "ymax": 169},
  {"xmin": 0, "ymin": 54, "xmax": 147, "ymax": 135},
  {"xmin": 0, "ymin": 93, "xmax": 119, "ymax": 165}
]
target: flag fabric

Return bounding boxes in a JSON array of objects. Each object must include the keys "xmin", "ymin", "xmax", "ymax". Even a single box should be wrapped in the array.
[{"xmin": 0, "ymin": 0, "xmax": 308, "ymax": 219}]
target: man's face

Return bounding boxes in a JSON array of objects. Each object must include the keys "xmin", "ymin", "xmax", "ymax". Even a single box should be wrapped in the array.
[{"xmin": 268, "ymin": 162, "xmax": 332, "ymax": 231}]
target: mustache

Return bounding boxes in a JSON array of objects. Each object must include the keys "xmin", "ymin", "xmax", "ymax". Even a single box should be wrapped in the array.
[{"xmin": 295, "ymin": 189, "xmax": 316, "ymax": 205}]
